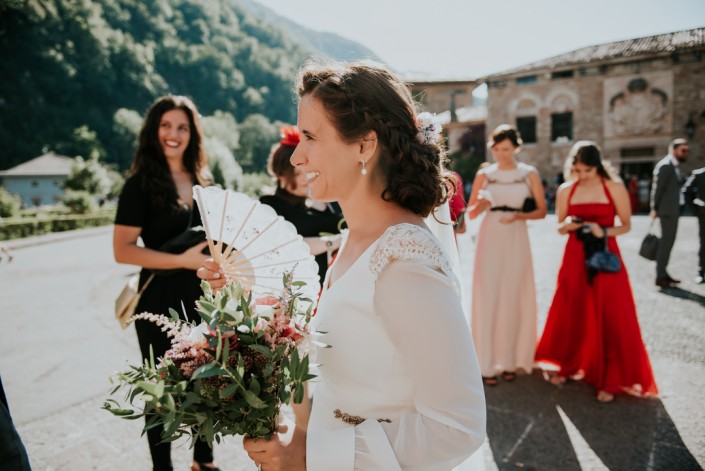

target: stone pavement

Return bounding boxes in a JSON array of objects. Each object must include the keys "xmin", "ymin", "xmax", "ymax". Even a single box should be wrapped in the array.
[{"xmin": 1, "ymin": 216, "xmax": 703, "ymax": 470}]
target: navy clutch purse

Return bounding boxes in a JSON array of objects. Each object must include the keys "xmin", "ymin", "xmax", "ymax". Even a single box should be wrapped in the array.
[
  {"xmin": 585, "ymin": 231, "xmax": 621, "ymax": 273},
  {"xmin": 586, "ymin": 248, "xmax": 621, "ymax": 273}
]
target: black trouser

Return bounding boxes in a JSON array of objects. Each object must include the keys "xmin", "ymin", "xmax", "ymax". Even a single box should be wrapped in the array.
[
  {"xmin": 699, "ymin": 215, "xmax": 705, "ymax": 275},
  {"xmin": 135, "ymin": 320, "xmax": 213, "ymax": 471},
  {"xmin": 656, "ymin": 215, "xmax": 679, "ymax": 279},
  {"xmin": 0, "ymin": 377, "xmax": 31, "ymax": 470}
]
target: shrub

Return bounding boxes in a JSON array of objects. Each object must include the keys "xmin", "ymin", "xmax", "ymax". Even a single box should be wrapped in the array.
[
  {"xmin": 0, "ymin": 212, "xmax": 115, "ymax": 241},
  {"xmin": 0, "ymin": 188, "xmax": 22, "ymax": 217},
  {"xmin": 61, "ymin": 190, "xmax": 97, "ymax": 214},
  {"xmin": 237, "ymin": 172, "xmax": 272, "ymax": 198}
]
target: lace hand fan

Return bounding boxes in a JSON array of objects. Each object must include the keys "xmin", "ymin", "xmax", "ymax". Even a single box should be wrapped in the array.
[{"xmin": 193, "ymin": 185, "xmax": 320, "ymax": 301}]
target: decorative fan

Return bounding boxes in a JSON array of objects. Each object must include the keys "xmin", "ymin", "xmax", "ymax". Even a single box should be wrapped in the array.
[{"xmin": 193, "ymin": 185, "xmax": 320, "ymax": 301}]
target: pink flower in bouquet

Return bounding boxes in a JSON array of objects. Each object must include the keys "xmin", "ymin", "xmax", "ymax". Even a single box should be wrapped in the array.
[
  {"xmin": 254, "ymin": 296, "xmax": 281, "ymax": 319},
  {"xmin": 253, "ymin": 317, "xmax": 269, "ymax": 334},
  {"xmin": 255, "ymin": 296, "xmax": 280, "ymax": 306}
]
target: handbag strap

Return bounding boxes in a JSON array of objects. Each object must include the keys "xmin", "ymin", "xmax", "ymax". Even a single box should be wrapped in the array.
[
  {"xmin": 139, "ymin": 273, "xmax": 155, "ymax": 294},
  {"xmin": 600, "ymin": 227, "xmax": 611, "ymax": 253}
]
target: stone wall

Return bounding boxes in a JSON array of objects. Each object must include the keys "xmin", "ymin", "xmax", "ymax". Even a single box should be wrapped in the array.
[{"xmin": 408, "ymin": 81, "xmax": 477, "ymax": 114}]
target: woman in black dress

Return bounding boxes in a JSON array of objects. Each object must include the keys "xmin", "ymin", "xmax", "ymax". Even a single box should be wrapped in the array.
[
  {"xmin": 260, "ymin": 126, "xmax": 344, "ymax": 280},
  {"xmin": 113, "ymin": 96, "xmax": 220, "ymax": 471}
]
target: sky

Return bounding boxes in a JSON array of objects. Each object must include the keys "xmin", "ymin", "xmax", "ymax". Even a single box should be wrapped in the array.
[{"xmin": 254, "ymin": 0, "xmax": 705, "ymax": 81}]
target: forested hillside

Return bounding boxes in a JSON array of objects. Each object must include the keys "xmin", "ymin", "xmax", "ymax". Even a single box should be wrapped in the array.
[{"xmin": 0, "ymin": 0, "xmax": 379, "ymax": 172}]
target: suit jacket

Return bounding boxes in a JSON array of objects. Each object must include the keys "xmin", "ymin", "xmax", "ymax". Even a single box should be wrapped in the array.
[
  {"xmin": 650, "ymin": 156, "xmax": 682, "ymax": 217},
  {"xmin": 683, "ymin": 167, "xmax": 705, "ymax": 216}
]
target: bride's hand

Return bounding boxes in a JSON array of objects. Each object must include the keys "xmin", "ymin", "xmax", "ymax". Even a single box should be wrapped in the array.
[
  {"xmin": 197, "ymin": 259, "xmax": 227, "ymax": 291},
  {"xmin": 243, "ymin": 416, "xmax": 306, "ymax": 471}
]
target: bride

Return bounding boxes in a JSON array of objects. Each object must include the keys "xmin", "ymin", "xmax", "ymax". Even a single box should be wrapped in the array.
[{"xmin": 200, "ymin": 59, "xmax": 485, "ymax": 470}]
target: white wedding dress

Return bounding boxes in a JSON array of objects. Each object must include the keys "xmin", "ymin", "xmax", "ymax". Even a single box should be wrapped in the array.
[{"xmin": 306, "ymin": 223, "xmax": 486, "ymax": 470}]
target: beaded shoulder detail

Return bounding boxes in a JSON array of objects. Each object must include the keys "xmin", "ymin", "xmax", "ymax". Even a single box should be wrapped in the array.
[{"xmin": 369, "ymin": 223, "xmax": 453, "ymax": 280}]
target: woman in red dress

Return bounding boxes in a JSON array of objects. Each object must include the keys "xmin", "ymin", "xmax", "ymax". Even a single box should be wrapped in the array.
[{"xmin": 535, "ymin": 141, "xmax": 658, "ymax": 402}]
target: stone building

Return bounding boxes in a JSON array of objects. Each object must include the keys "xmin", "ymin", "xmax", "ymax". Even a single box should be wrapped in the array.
[
  {"xmin": 406, "ymin": 79, "xmax": 487, "ymax": 155},
  {"xmin": 407, "ymin": 79, "xmax": 477, "ymax": 114},
  {"xmin": 482, "ymin": 27, "xmax": 705, "ymax": 187}
]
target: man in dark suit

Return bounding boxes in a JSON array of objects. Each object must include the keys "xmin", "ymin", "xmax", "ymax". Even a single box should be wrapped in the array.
[
  {"xmin": 650, "ymin": 138, "xmax": 689, "ymax": 288},
  {"xmin": 0, "ymin": 376, "xmax": 31, "ymax": 470},
  {"xmin": 683, "ymin": 166, "xmax": 705, "ymax": 283}
]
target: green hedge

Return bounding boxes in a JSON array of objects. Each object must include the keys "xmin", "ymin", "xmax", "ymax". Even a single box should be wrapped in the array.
[{"xmin": 0, "ymin": 211, "xmax": 115, "ymax": 241}]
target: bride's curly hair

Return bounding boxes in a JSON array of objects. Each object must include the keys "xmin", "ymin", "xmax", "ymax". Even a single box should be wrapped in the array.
[
  {"xmin": 295, "ymin": 59, "xmax": 449, "ymax": 217},
  {"xmin": 130, "ymin": 95, "xmax": 209, "ymax": 211}
]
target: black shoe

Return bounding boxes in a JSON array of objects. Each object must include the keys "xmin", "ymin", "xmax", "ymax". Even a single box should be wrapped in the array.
[
  {"xmin": 656, "ymin": 277, "xmax": 675, "ymax": 288},
  {"xmin": 666, "ymin": 275, "xmax": 681, "ymax": 284}
]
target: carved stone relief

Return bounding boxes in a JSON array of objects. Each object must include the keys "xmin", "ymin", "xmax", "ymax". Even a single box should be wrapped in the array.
[{"xmin": 604, "ymin": 71, "xmax": 673, "ymax": 138}]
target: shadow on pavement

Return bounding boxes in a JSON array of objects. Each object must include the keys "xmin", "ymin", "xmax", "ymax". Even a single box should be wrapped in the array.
[
  {"xmin": 658, "ymin": 286, "xmax": 705, "ymax": 307},
  {"xmin": 484, "ymin": 372, "xmax": 701, "ymax": 471}
]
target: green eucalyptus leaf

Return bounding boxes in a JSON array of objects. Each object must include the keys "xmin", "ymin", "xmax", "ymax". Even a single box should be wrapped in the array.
[
  {"xmin": 220, "ymin": 383, "xmax": 239, "ymax": 399},
  {"xmin": 191, "ymin": 364, "xmax": 226, "ymax": 379},
  {"xmin": 243, "ymin": 390, "xmax": 267, "ymax": 409},
  {"xmin": 136, "ymin": 380, "xmax": 159, "ymax": 396},
  {"xmin": 249, "ymin": 378, "xmax": 261, "ymax": 396},
  {"xmin": 168, "ymin": 307, "xmax": 181, "ymax": 321},
  {"xmin": 248, "ymin": 344, "xmax": 273, "ymax": 359},
  {"xmin": 293, "ymin": 385, "xmax": 304, "ymax": 404},
  {"xmin": 198, "ymin": 299, "xmax": 217, "ymax": 313}
]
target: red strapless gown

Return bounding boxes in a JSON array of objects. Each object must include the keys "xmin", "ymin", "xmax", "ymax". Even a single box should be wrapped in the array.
[{"xmin": 535, "ymin": 181, "xmax": 658, "ymax": 397}]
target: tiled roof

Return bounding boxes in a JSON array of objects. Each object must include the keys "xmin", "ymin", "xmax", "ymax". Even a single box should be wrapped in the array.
[
  {"xmin": 484, "ymin": 27, "xmax": 705, "ymax": 79},
  {"xmin": 0, "ymin": 153, "xmax": 73, "ymax": 176}
]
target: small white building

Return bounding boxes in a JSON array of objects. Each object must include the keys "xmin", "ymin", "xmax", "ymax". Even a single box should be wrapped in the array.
[{"xmin": 0, "ymin": 152, "xmax": 73, "ymax": 206}]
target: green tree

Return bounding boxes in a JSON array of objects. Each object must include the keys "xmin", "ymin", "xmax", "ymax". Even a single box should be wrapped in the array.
[
  {"xmin": 201, "ymin": 110, "xmax": 239, "ymax": 154},
  {"xmin": 0, "ymin": 0, "xmax": 370, "ymax": 171},
  {"xmin": 61, "ymin": 190, "xmax": 97, "ymax": 214},
  {"xmin": 64, "ymin": 155, "xmax": 112, "ymax": 196},
  {"xmin": 112, "ymin": 108, "xmax": 143, "ymax": 169},
  {"xmin": 56, "ymin": 125, "xmax": 106, "ymax": 161},
  {"xmin": 211, "ymin": 160, "xmax": 226, "ymax": 188},
  {"xmin": 237, "ymin": 114, "xmax": 279, "ymax": 173},
  {"xmin": 204, "ymin": 137, "xmax": 243, "ymax": 189}
]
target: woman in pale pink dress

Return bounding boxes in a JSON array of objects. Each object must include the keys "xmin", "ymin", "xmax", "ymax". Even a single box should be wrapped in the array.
[{"xmin": 467, "ymin": 125, "xmax": 547, "ymax": 386}]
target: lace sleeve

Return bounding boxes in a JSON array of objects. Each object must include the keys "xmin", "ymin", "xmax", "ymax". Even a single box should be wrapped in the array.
[{"xmin": 369, "ymin": 224, "xmax": 457, "ymax": 291}]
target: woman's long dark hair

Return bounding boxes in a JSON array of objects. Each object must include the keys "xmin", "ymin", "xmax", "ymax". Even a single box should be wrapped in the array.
[
  {"xmin": 130, "ymin": 95, "xmax": 208, "ymax": 211},
  {"xmin": 565, "ymin": 140, "xmax": 615, "ymax": 181}
]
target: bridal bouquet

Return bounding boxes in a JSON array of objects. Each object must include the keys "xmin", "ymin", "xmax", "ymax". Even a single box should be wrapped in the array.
[{"xmin": 103, "ymin": 274, "xmax": 316, "ymax": 445}]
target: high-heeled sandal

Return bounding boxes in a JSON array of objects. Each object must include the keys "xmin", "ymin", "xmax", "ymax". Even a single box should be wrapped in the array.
[
  {"xmin": 482, "ymin": 376, "xmax": 498, "ymax": 386},
  {"xmin": 191, "ymin": 462, "xmax": 222, "ymax": 471},
  {"xmin": 596, "ymin": 390, "xmax": 614, "ymax": 403},
  {"xmin": 543, "ymin": 371, "xmax": 566, "ymax": 386},
  {"xmin": 502, "ymin": 371, "xmax": 516, "ymax": 382}
]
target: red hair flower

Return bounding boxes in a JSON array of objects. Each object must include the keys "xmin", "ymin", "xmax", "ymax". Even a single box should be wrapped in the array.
[{"xmin": 280, "ymin": 125, "xmax": 300, "ymax": 147}]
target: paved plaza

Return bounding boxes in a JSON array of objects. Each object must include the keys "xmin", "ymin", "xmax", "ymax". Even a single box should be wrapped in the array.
[{"xmin": 0, "ymin": 215, "xmax": 703, "ymax": 470}]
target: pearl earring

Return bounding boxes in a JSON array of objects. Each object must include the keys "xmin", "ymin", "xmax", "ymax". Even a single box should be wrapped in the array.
[{"xmin": 361, "ymin": 160, "xmax": 368, "ymax": 176}]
